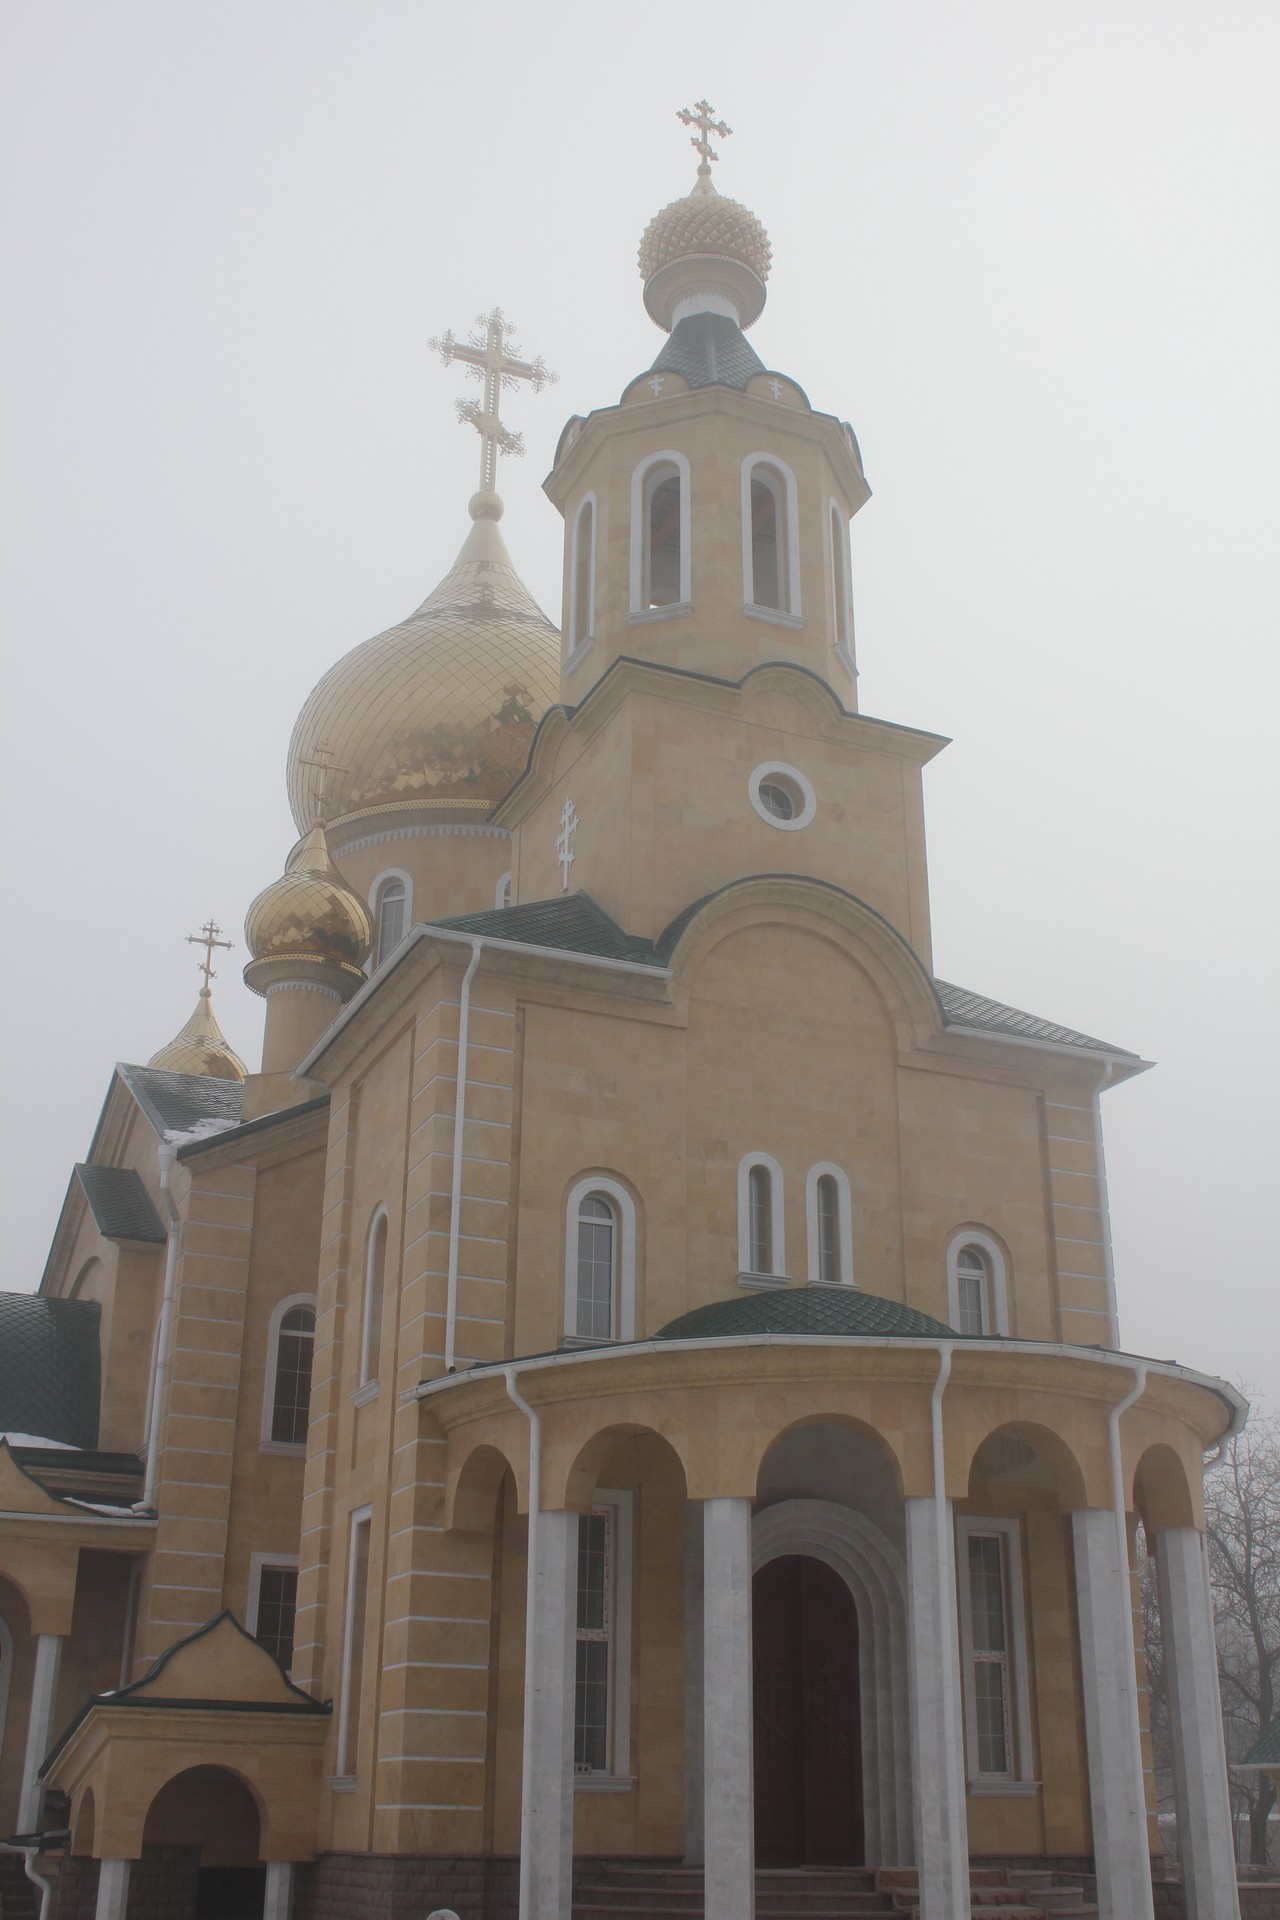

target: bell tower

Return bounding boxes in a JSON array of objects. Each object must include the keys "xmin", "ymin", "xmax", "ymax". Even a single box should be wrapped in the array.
[{"xmin": 542, "ymin": 102, "xmax": 871, "ymax": 703}]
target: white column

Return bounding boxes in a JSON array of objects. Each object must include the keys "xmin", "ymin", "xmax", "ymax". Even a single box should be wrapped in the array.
[
  {"xmin": 1072, "ymin": 1508, "xmax": 1155, "ymax": 1920},
  {"xmin": 263, "ymin": 1859, "xmax": 296, "ymax": 1920},
  {"xmin": 702, "ymin": 1497, "xmax": 754, "ymax": 1920},
  {"xmin": 1156, "ymin": 1527, "xmax": 1241, "ymax": 1920},
  {"xmin": 521, "ymin": 1506, "xmax": 577, "ymax": 1920},
  {"xmin": 683, "ymin": 1501, "xmax": 705, "ymax": 1866},
  {"xmin": 17, "ymin": 1633, "xmax": 63, "ymax": 1833},
  {"xmin": 904, "ymin": 1495, "xmax": 969, "ymax": 1919},
  {"xmin": 95, "ymin": 1858, "xmax": 131, "ymax": 1920}
]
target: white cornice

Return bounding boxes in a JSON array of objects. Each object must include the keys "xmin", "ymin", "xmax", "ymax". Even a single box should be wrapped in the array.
[{"xmin": 332, "ymin": 822, "xmax": 509, "ymax": 855}]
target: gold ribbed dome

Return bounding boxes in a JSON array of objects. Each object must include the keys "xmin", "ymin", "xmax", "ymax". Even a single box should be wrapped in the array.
[
  {"xmin": 243, "ymin": 824, "xmax": 373, "ymax": 999},
  {"xmin": 148, "ymin": 990, "xmax": 247, "ymax": 1082},
  {"xmin": 286, "ymin": 511, "xmax": 560, "ymax": 837},
  {"xmin": 639, "ymin": 179, "xmax": 772, "ymax": 285}
]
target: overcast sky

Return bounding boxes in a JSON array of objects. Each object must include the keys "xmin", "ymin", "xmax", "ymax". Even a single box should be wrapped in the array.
[{"xmin": 3, "ymin": 2, "xmax": 1276, "ymax": 1416}]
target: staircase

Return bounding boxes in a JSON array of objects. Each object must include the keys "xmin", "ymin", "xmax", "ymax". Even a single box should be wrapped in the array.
[{"xmin": 571, "ymin": 1861, "xmax": 1100, "ymax": 1919}]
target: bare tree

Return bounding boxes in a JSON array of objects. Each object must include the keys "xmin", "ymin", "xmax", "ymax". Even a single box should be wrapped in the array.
[{"xmin": 1205, "ymin": 1408, "xmax": 1280, "ymax": 1866}]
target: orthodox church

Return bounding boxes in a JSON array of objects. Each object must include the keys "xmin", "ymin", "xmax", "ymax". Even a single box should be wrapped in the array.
[{"xmin": 0, "ymin": 105, "xmax": 1251, "ymax": 1920}]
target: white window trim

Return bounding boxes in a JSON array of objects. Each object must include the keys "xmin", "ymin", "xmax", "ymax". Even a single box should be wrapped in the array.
[
  {"xmin": 737, "ymin": 1151, "xmax": 786, "ymax": 1281},
  {"xmin": 805, "ymin": 1162, "xmax": 854, "ymax": 1287},
  {"xmin": 360, "ymin": 1207, "xmax": 389, "ymax": 1386},
  {"xmin": 368, "ymin": 869, "xmax": 413, "ymax": 973},
  {"xmin": 748, "ymin": 761, "xmax": 817, "ymax": 832},
  {"xmin": 495, "ymin": 870, "xmax": 513, "ymax": 910},
  {"xmin": 829, "ymin": 497, "xmax": 857, "ymax": 682},
  {"xmin": 573, "ymin": 1487, "xmax": 634, "ymax": 1786},
  {"xmin": 568, "ymin": 491, "xmax": 598, "ymax": 659},
  {"xmin": 260, "ymin": 1292, "xmax": 316, "ymax": 1452},
  {"xmin": 335, "ymin": 1503, "xmax": 373, "ymax": 1778},
  {"xmin": 741, "ymin": 452, "xmax": 802, "ymax": 617},
  {"xmin": 246, "ymin": 1551, "xmax": 300, "ymax": 1672},
  {"xmin": 629, "ymin": 449, "xmax": 692, "ymax": 613},
  {"xmin": 946, "ymin": 1229, "xmax": 1010, "ymax": 1337},
  {"xmin": 563, "ymin": 1177, "xmax": 637, "ymax": 1343},
  {"xmin": 955, "ymin": 1514, "xmax": 1036, "ymax": 1788},
  {"xmin": 0, "ymin": 1613, "xmax": 12, "ymax": 1768}
]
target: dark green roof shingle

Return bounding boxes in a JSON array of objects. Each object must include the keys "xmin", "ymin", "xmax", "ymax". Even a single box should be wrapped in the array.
[
  {"xmin": 74, "ymin": 1165, "xmax": 165, "ymax": 1244},
  {"xmin": 428, "ymin": 893, "xmax": 662, "ymax": 967},
  {"xmin": 658, "ymin": 1287, "xmax": 959, "ymax": 1342},
  {"xmin": 935, "ymin": 981, "xmax": 1136, "ymax": 1057},
  {"xmin": 116, "ymin": 1063, "xmax": 245, "ymax": 1138},
  {"xmin": 1241, "ymin": 1716, "xmax": 1280, "ymax": 1769},
  {"xmin": 0, "ymin": 1294, "xmax": 101, "ymax": 1448},
  {"xmin": 648, "ymin": 311, "xmax": 766, "ymax": 391}
]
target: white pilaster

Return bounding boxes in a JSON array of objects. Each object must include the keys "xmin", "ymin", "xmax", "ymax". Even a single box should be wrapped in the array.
[
  {"xmin": 702, "ymin": 1497, "xmax": 754, "ymax": 1920},
  {"xmin": 903, "ymin": 1495, "xmax": 969, "ymax": 1919},
  {"xmin": 521, "ymin": 1506, "xmax": 577, "ymax": 1920},
  {"xmin": 1155, "ymin": 1527, "xmax": 1241, "ymax": 1920},
  {"xmin": 1072, "ymin": 1507, "xmax": 1155, "ymax": 1920},
  {"xmin": 95, "ymin": 1858, "xmax": 131, "ymax": 1920},
  {"xmin": 263, "ymin": 1859, "xmax": 296, "ymax": 1920},
  {"xmin": 17, "ymin": 1633, "xmax": 63, "ymax": 1833},
  {"xmin": 683, "ymin": 1501, "xmax": 705, "ymax": 1865}
]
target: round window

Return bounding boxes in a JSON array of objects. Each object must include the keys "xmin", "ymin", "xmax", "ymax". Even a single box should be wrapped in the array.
[{"xmin": 748, "ymin": 762, "xmax": 816, "ymax": 831}]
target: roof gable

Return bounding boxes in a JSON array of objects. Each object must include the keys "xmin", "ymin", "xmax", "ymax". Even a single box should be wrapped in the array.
[
  {"xmin": 73, "ymin": 1165, "xmax": 165, "ymax": 1244},
  {"xmin": 114, "ymin": 1063, "xmax": 244, "ymax": 1139}
]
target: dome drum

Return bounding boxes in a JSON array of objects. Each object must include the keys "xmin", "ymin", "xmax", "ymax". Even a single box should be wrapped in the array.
[{"xmin": 243, "ymin": 950, "xmax": 368, "ymax": 1002}]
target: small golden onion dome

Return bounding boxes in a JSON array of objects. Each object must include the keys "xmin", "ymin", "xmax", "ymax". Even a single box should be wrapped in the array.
[
  {"xmin": 285, "ymin": 509, "xmax": 560, "ymax": 839},
  {"xmin": 148, "ymin": 989, "xmax": 247, "ymax": 1082},
  {"xmin": 243, "ymin": 824, "xmax": 373, "ymax": 1001},
  {"xmin": 639, "ymin": 176, "xmax": 772, "ymax": 332}
]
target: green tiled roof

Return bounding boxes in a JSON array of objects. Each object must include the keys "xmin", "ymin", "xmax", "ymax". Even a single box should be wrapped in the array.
[
  {"xmin": 1241, "ymin": 1716, "xmax": 1280, "ymax": 1769},
  {"xmin": 657, "ymin": 1287, "xmax": 959, "ymax": 1342},
  {"xmin": 0, "ymin": 1295, "xmax": 101, "ymax": 1448},
  {"xmin": 428, "ymin": 893, "xmax": 663, "ymax": 967},
  {"xmin": 648, "ymin": 311, "xmax": 766, "ymax": 391},
  {"xmin": 934, "ymin": 981, "xmax": 1136, "ymax": 1058},
  {"xmin": 73, "ymin": 1165, "xmax": 165, "ymax": 1244},
  {"xmin": 116, "ymin": 1063, "xmax": 244, "ymax": 1138}
]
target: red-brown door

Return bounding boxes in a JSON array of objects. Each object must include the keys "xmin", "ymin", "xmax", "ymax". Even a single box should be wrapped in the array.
[{"xmin": 752, "ymin": 1554, "xmax": 863, "ymax": 1867}]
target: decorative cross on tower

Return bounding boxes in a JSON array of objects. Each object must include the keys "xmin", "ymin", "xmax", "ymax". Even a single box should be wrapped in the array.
[
  {"xmin": 430, "ymin": 309, "xmax": 557, "ymax": 496},
  {"xmin": 296, "ymin": 739, "xmax": 350, "ymax": 824},
  {"xmin": 555, "ymin": 797, "xmax": 579, "ymax": 892},
  {"xmin": 677, "ymin": 99, "xmax": 732, "ymax": 180},
  {"xmin": 187, "ymin": 920, "xmax": 233, "ymax": 990}
]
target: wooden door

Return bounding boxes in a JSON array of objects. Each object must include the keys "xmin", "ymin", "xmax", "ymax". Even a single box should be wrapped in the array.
[{"xmin": 752, "ymin": 1554, "xmax": 863, "ymax": 1866}]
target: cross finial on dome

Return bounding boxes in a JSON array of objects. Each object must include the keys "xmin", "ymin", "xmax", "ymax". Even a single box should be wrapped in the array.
[
  {"xmin": 429, "ymin": 308, "xmax": 557, "ymax": 516},
  {"xmin": 677, "ymin": 99, "xmax": 731, "ymax": 182},
  {"xmin": 186, "ymin": 920, "xmax": 233, "ymax": 993}
]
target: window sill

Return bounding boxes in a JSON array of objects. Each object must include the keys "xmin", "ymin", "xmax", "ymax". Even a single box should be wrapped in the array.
[
  {"xmin": 350, "ymin": 1381, "xmax": 379, "ymax": 1407},
  {"xmin": 564, "ymin": 636, "xmax": 595, "ymax": 675},
  {"xmin": 560, "ymin": 1334, "xmax": 616, "ymax": 1351},
  {"xmin": 327, "ymin": 1776, "xmax": 357, "ymax": 1794},
  {"xmin": 737, "ymin": 1271, "xmax": 792, "ymax": 1291},
  {"xmin": 743, "ymin": 603, "xmax": 804, "ymax": 631},
  {"xmin": 628, "ymin": 602, "xmax": 692, "ymax": 625},
  {"xmin": 967, "ymin": 1779, "xmax": 1041, "ymax": 1797},
  {"xmin": 259, "ymin": 1439, "xmax": 307, "ymax": 1458},
  {"xmin": 573, "ymin": 1773, "xmax": 636, "ymax": 1794}
]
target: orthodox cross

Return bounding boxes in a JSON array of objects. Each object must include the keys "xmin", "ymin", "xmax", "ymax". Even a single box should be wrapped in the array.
[
  {"xmin": 677, "ymin": 99, "xmax": 731, "ymax": 180},
  {"xmin": 555, "ymin": 797, "xmax": 579, "ymax": 892},
  {"xmin": 430, "ymin": 309, "xmax": 557, "ymax": 495},
  {"xmin": 187, "ymin": 920, "xmax": 233, "ymax": 988},
  {"xmin": 296, "ymin": 739, "xmax": 349, "ymax": 823}
]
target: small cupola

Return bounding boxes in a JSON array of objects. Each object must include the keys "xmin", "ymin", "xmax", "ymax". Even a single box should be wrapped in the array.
[
  {"xmin": 148, "ymin": 922, "xmax": 247, "ymax": 1082},
  {"xmin": 638, "ymin": 100, "xmax": 772, "ymax": 334}
]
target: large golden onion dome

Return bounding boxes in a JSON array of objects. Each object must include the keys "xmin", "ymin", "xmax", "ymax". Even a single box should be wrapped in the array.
[
  {"xmin": 243, "ymin": 824, "xmax": 373, "ymax": 1000},
  {"xmin": 148, "ymin": 989, "xmax": 247, "ymax": 1082},
  {"xmin": 286, "ymin": 507, "xmax": 560, "ymax": 839}
]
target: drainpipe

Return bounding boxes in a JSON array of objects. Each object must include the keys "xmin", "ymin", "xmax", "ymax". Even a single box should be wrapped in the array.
[
  {"xmin": 142, "ymin": 1143, "xmax": 181, "ymax": 1510},
  {"xmin": 504, "ymin": 1365, "xmax": 539, "ymax": 1920},
  {"xmin": 930, "ymin": 1342, "xmax": 966, "ymax": 1896},
  {"xmin": 1108, "ymin": 1363, "xmax": 1149, "ymax": 1856},
  {"xmin": 444, "ymin": 939, "xmax": 484, "ymax": 1374},
  {"xmin": 1092, "ymin": 1062, "xmax": 1120, "ymax": 1347}
]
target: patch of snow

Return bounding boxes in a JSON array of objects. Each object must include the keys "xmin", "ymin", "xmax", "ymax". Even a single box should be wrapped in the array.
[
  {"xmin": 163, "ymin": 1116, "xmax": 239, "ymax": 1146},
  {"xmin": 0, "ymin": 1433, "xmax": 78, "ymax": 1450}
]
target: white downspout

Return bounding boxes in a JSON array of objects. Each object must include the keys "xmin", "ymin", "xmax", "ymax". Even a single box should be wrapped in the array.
[
  {"xmin": 504, "ymin": 1365, "xmax": 540, "ymax": 1920},
  {"xmin": 931, "ymin": 1342, "xmax": 967, "ymax": 1904},
  {"xmin": 1092, "ymin": 1062, "xmax": 1120, "ymax": 1347},
  {"xmin": 444, "ymin": 939, "xmax": 483, "ymax": 1374},
  {"xmin": 142, "ymin": 1142, "xmax": 180, "ymax": 1510},
  {"xmin": 1108, "ymin": 1363, "xmax": 1150, "ymax": 1862}
]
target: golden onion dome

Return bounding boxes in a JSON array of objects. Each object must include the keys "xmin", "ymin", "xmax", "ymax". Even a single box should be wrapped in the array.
[
  {"xmin": 243, "ymin": 824, "xmax": 373, "ymax": 1000},
  {"xmin": 639, "ymin": 176, "xmax": 772, "ymax": 332},
  {"xmin": 286, "ymin": 507, "xmax": 560, "ymax": 839},
  {"xmin": 148, "ymin": 990, "xmax": 247, "ymax": 1082}
]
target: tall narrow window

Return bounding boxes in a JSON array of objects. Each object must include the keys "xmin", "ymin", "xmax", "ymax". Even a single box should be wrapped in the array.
[
  {"xmin": 374, "ymin": 878, "xmax": 406, "ymax": 967},
  {"xmin": 570, "ymin": 497, "xmax": 595, "ymax": 651},
  {"xmin": 270, "ymin": 1304, "xmax": 315, "ymax": 1445},
  {"xmin": 815, "ymin": 1175, "xmax": 840, "ymax": 1285},
  {"xmin": 748, "ymin": 1165, "xmax": 772, "ymax": 1275},
  {"xmin": 831, "ymin": 506, "xmax": 851, "ymax": 659},
  {"xmin": 361, "ymin": 1213, "xmax": 388, "ymax": 1384},
  {"xmin": 575, "ymin": 1194, "xmax": 616, "ymax": 1340},
  {"xmin": 251, "ymin": 1561, "xmax": 299, "ymax": 1672},
  {"xmin": 947, "ymin": 1231, "xmax": 1008, "ymax": 1337},
  {"xmin": 644, "ymin": 463, "xmax": 682, "ymax": 608},
  {"xmin": 337, "ymin": 1507, "xmax": 372, "ymax": 1777},
  {"xmin": 749, "ymin": 467, "xmax": 786, "ymax": 610},
  {"xmin": 957, "ymin": 1515, "xmax": 1031, "ymax": 1786},
  {"xmin": 956, "ymin": 1246, "xmax": 989, "ymax": 1336},
  {"xmin": 575, "ymin": 1508, "xmax": 611, "ymax": 1772}
]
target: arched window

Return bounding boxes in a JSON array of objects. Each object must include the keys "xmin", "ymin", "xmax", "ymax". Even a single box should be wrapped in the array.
[
  {"xmin": 741, "ymin": 455, "xmax": 801, "ymax": 617},
  {"xmin": 361, "ymin": 1211, "xmax": 388, "ymax": 1385},
  {"xmin": 830, "ymin": 504, "xmax": 855, "ymax": 678},
  {"xmin": 737, "ymin": 1153, "xmax": 786, "ymax": 1282},
  {"xmin": 262, "ymin": 1295, "xmax": 316, "ymax": 1448},
  {"xmin": 947, "ymin": 1231, "xmax": 1010, "ymax": 1337},
  {"xmin": 645, "ymin": 462, "xmax": 681, "ymax": 608},
  {"xmin": 569, "ymin": 495, "xmax": 596, "ymax": 658},
  {"xmin": 371, "ymin": 875, "xmax": 410, "ymax": 969},
  {"xmin": 495, "ymin": 870, "xmax": 512, "ymax": 909},
  {"xmin": 806, "ymin": 1163, "xmax": 853, "ymax": 1287},
  {"xmin": 563, "ymin": 1176, "xmax": 638, "ymax": 1343}
]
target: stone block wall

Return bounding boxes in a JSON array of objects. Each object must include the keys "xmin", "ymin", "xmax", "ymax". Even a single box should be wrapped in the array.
[{"xmin": 293, "ymin": 1853, "xmax": 519, "ymax": 1920}]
